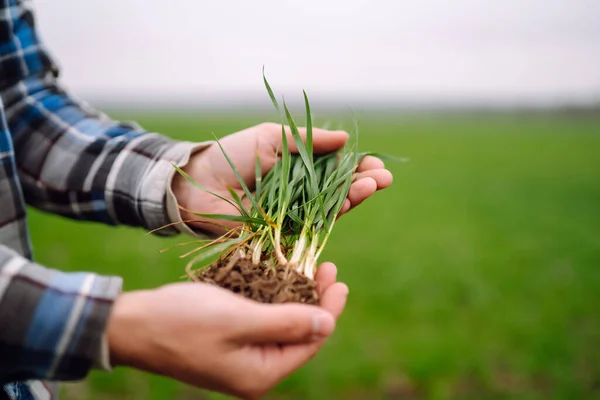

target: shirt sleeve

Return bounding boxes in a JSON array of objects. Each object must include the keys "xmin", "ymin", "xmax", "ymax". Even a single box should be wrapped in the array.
[
  {"xmin": 3, "ymin": 74, "xmax": 213, "ymax": 236},
  {"xmin": 0, "ymin": 245, "xmax": 121, "ymax": 382},
  {"xmin": 0, "ymin": 1, "xmax": 213, "ymax": 236}
]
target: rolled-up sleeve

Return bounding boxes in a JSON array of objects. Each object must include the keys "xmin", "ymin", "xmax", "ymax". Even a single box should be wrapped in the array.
[
  {"xmin": 0, "ymin": 245, "xmax": 121, "ymax": 382},
  {"xmin": 2, "ymin": 75, "xmax": 212, "ymax": 235},
  {"xmin": 0, "ymin": 0, "xmax": 212, "ymax": 236}
]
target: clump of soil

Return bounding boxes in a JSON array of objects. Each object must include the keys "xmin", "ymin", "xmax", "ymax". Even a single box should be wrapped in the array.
[{"xmin": 189, "ymin": 256, "xmax": 319, "ymax": 305}]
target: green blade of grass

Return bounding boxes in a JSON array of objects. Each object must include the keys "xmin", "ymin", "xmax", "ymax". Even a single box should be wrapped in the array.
[
  {"xmin": 283, "ymin": 101, "xmax": 318, "ymax": 199},
  {"xmin": 322, "ymin": 153, "xmax": 338, "ymax": 185},
  {"xmin": 316, "ymin": 152, "xmax": 358, "ymax": 229},
  {"xmin": 254, "ymin": 153, "xmax": 263, "ymax": 201},
  {"xmin": 186, "ymin": 238, "xmax": 243, "ymax": 270},
  {"xmin": 226, "ymin": 186, "xmax": 249, "ymax": 216},
  {"xmin": 259, "ymin": 173, "xmax": 273, "ymax": 207},
  {"xmin": 292, "ymin": 154, "xmax": 305, "ymax": 176},
  {"xmin": 172, "ymin": 164, "xmax": 243, "ymax": 215},
  {"xmin": 288, "ymin": 204, "xmax": 304, "ymax": 227},
  {"xmin": 357, "ymin": 151, "xmax": 409, "ymax": 163},
  {"xmin": 185, "ymin": 211, "xmax": 267, "ymax": 226},
  {"xmin": 314, "ymin": 155, "xmax": 328, "ymax": 187},
  {"xmin": 263, "ymin": 67, "xmax": 281, "ymax": 115},
  {"xmin": 303, "ymin": 90, "xmax": 313, "ymax": 163},
  {"xmin": 267, "ymin": 162, "xmax": 280, "ymax": 214},
  {"xmin": 326, "ymin": 177, "xmax": 353, "ymax": 230},
  {"xmin": 277, "ymin": 124, "xmax": 292, "ymax": 221},
  {"xmin": 212, "ymin": 135, "xmax": 263, "ymax": 216},
  {"xmin": 287, "ymin": 164, "xmax": 354, "ymax": 223}
]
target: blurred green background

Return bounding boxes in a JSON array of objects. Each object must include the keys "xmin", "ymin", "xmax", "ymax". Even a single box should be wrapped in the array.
[{"xmin": 28, "ymin": 110, "xmax": 600, "ymax": 399}]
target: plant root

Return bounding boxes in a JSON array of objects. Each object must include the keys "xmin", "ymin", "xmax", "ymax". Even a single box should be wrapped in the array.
[{"xmin": 188, "ymin": 256, "xmax": 319, "ymax": 305}]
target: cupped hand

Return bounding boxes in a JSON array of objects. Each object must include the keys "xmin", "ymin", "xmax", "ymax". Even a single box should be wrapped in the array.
[
  {"xmin": 172, "ymin": 122, "xmax": 393, "ymax": 235},
  {"xmin": 107, "ymin": 262, "xmax": 348, "ymax": 400}
]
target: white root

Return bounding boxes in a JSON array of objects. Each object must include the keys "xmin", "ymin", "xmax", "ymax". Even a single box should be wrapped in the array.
[
  {"xmin": 273, "ymin": 228, "xmax": 288, "ymax": 266},
  {"xmin": 288, "ymin": 232, "xmax": 307, "ymax": 270},
  {"xmin": 250, "ymin": 236, "xmax": 264, "ymax": 265},
  {"xmin": 304, "ymin": 235, "xmax": 319, "ymax": 279}
]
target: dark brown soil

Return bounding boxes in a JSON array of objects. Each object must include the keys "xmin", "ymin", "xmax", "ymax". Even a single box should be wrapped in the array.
[{"xmin": 189, "ymin": 256, "xmax": 319, "ymax": 305}]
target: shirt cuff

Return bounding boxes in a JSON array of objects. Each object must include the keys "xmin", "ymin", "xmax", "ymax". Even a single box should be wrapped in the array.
[
  {"xmin": 135, "ymin": 138, "xmax": 213, "ymax": 236},
  {"xmin": 93, "ymin": 277, "xmax": 124, "ymax": 372}
]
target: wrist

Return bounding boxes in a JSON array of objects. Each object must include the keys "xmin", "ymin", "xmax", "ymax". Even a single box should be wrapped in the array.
[
  {"xmin": 171, "ymin": 167, "xmax": 193, "ymax": 216},
  {"xmin": 106, "ymin": 290, "xmax": 152, "ymax": 368},
  {"xmin": 168, "ymin": 143, "xmax": 214, "ymax": 235}
]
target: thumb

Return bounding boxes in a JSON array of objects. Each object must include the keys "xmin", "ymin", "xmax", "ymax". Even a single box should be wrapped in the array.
[
  {"xmin": 269, "ymin": 126, "xmax": 350, "ymax": 155},
  {"xmin": 298, "ymin": 127, "xmax": 349, "ymax": 154},
  {"xmin": 236, "ymin": 304, "xmax": 336, "ymax": 344}
]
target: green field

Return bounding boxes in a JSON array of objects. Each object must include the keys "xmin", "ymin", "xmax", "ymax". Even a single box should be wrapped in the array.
[{"xmin": 27, "ymin": 111, "xmax": 600, "ymax": 399}]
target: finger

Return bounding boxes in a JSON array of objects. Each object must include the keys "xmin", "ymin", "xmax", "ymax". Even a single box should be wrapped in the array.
[
  {"xmin": 265, "ymin": 283, "xmax": 348, "ymax": 382},
  {"xmin": 338, "ymin": 199, "xmax": 351, "ymax": 218},
  {"xmin": 319, "ymin": 282, "xmax": 349, "ymax": 320},
  {"xmin": 354, "ymin": 169, "xmax": 394, "ymax": 191},
  {"xmin": 263, "ymin": 283, "xmax": 349, "ymax": 381},
  {"xmin": 347, "ymin": 177, "xmax": 378, "ymax": 209},
  {"xmin": 263, "ymin": 340, "xmax": 324, "ymax": 388},
  {"xmin": 270, "ymin": 125, "xmax": 349, "ymax": 154},
  {"xmin": 314, "ymin": 262, "xmax": 337, "ymax": 296},
  {"xmin": 337, "ymin": 170, "xmax": 392, "ymax": 219},
  {"xmin": 357, "ymin": 155, "xmax": 385, "ymax": 172},
  {"xmin": 238, "ymin": 304, "xmax": 335, "ymax": 344},
  {"xmin": 309, "ymin": 128, "xmax": 349, "ymax": 153}
]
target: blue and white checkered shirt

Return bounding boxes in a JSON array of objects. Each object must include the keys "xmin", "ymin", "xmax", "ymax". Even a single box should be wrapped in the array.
[{"xmin": 0, "ymin": 1, "xmax": 208, "ymax": 398}]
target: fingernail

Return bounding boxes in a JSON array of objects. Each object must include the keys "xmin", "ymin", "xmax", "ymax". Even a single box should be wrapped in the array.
[{"xmin": 312, "ymin": 313, "xmax": 334, "ymax": 337}]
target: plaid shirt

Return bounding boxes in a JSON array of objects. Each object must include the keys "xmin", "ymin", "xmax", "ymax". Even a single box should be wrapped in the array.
[{"xmin": 0, "ymin": 1, "xmax": 208, "ymax": 398}]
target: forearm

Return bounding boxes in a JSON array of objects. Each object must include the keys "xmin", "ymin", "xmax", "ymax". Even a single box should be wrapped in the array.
[
  {"xmin": 2, "ymin": 74, "xmax": 210, "ymax": 234},
  {"xmin": 0, "ymin": 245, "xmax": 120, "ymax": 382},
  {"xmin": 0, "ymin": 0, "xmax": 211, "ymax": 235}
]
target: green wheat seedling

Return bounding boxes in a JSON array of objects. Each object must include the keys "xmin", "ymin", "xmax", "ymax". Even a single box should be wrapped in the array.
[{"xmin": 168, "ymin": 72, "xmax": 401, "ymax": 287}]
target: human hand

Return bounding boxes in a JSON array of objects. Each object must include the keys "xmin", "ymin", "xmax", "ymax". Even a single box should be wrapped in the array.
[
  {"xmin": 107, "ymin": 262, "xmax": 348, "ymax": 399},
  {"xmin": 172, "ymin": 123, "xmax": 393, "ymax": 235}
]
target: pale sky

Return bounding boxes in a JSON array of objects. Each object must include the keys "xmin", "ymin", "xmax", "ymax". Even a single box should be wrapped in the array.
[{"xmin": 32, "ymin": 0, "xmax": 600, "ymax": 107}]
